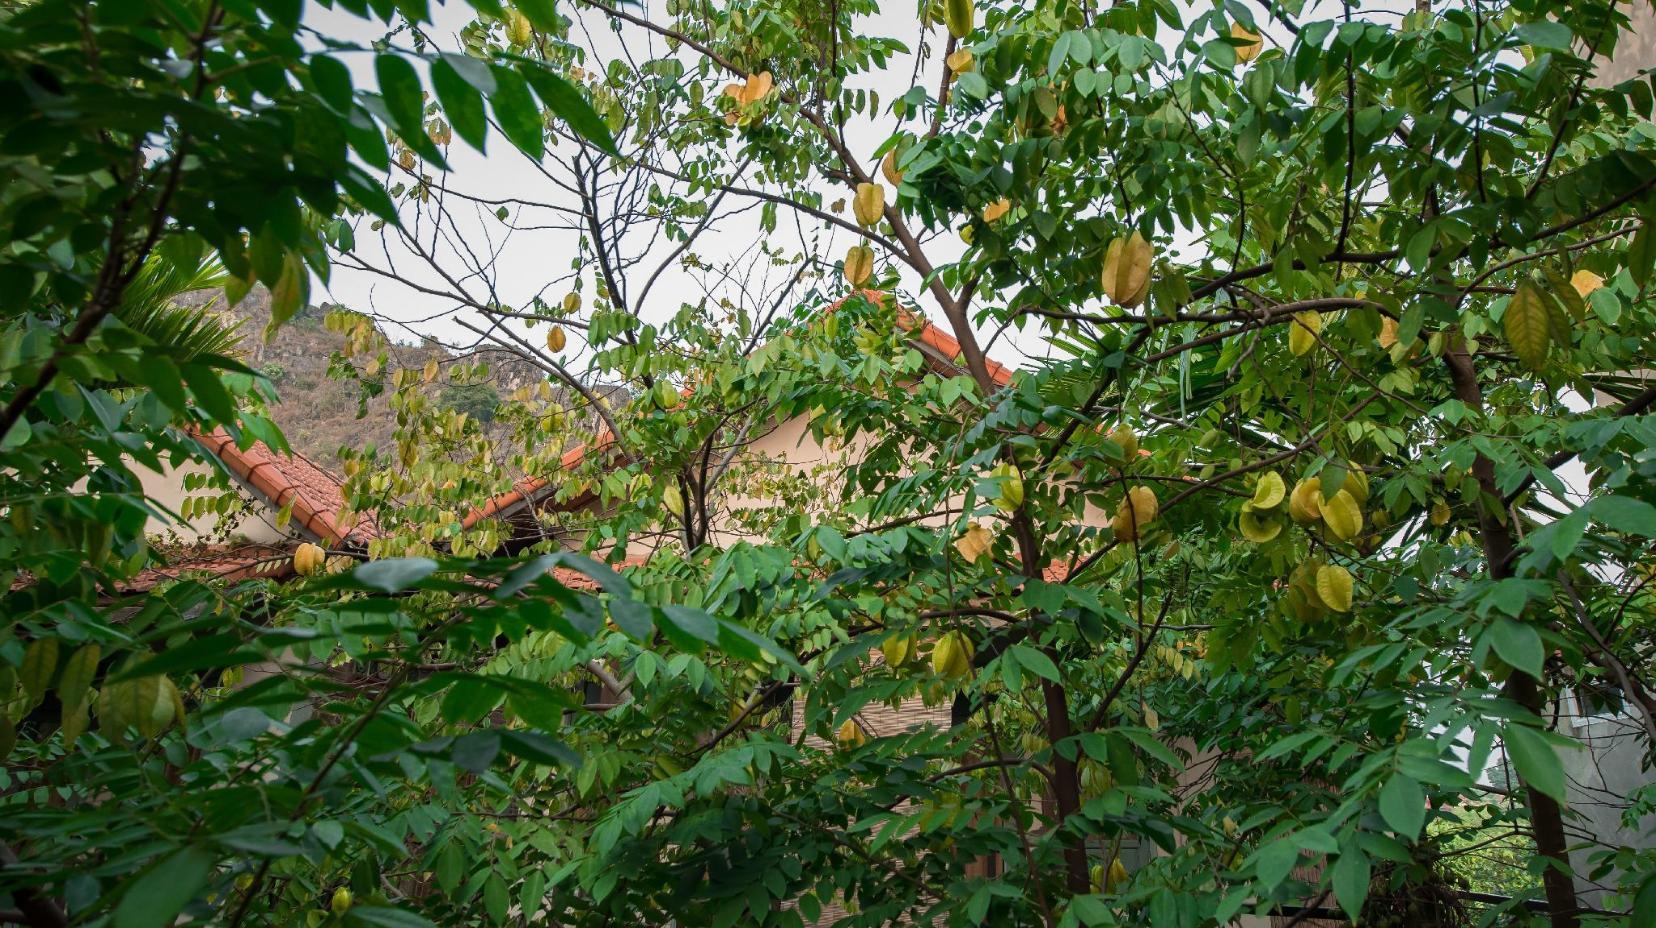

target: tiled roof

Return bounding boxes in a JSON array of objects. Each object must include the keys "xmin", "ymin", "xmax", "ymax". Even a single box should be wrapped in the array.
[
  {"xmin": 837, "ymin": 289, "xmax": 1016, "ymax": 386},
  {"xmin": 547, "ymin": 555, "xmax": 649, "ymax": 592},
  {"xmin": 190, "ymin": 427, "xmax": 376, "ymax": 547},
  {"xmin": 122, "ymin": 543, "xmax": 295, "ymax": 592},
  {"xmin": 461, "ymin": 435, "xmax": 611, "ymax": 529}
]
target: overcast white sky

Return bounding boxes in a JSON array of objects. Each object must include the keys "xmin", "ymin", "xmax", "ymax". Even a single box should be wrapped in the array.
[{"xmin": 306, "ymin": 0, "xmax": 1027, "ymax": 367}]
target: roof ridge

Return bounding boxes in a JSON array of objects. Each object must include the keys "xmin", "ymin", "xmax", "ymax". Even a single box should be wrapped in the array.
[{"xmin": 185, "ymin": 425, "xmax": 376, "ymax": 547}]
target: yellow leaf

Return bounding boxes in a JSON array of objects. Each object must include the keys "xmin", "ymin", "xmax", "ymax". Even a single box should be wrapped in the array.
[
  {"xmin": 20, "ymin": 638, "xmax": 58, "ymax": 706},
  {"xmin": 954, "ymin": 521, "xmax": 993, "ymax": 563},
  {"xmin": 1231, "ymin": 22, "xmax": 1263, "ymax": 63},
  {"xmin": 1320, "ymin": 489, "xmax": 1363, "ymax": 541},
  {"xmin": 1570, "ymin": 269, "xmax": 1604, "ymax": 298},
  {"xmin": 1288, "ymin": 312, "xmax": 1321, "ymax": 356},
  {"xmin": 1378, "ymin": 316, "xmax": 1398, "ymax": 349},
  {"xmin": 1503, "ymin": 280, "xmax": 1551, "ymax": 371},
  {"xmin": 1315, "ymin": 564, "xmax": 1354, "ymax": 612},
  {"xmin": 1251, "ymin": 471, "xmax": 1285, "ymax": 509}
]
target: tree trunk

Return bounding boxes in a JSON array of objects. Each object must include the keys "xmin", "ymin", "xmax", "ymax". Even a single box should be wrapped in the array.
[{"xmin": 1443, "ymin": 343, "xmax": 1580, "ymax": 928}]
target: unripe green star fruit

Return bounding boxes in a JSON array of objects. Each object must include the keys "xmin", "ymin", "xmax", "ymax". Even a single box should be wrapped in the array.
[
  {"xmin": 1315, "ymin": 564, "xmax": 1354, "ymax": 612},
  {"xmin": 931, "ymin": 630, "xmax": 974, "ymax": 678},
  {"xmin": 662, "ymin": 484, "xmax": 685, "ymax": 519},
  {"xmin": 1251, "ymin": 471, "xmax": 1285, "ymax": 510},
  {"xmin": 1320, "ymin": 489, "xmax": 1363, "ymax": 541},
  {"xmin": 881, "ymin": 634, "xmax": 915, "ymax": 668},
  {"xmin": 1288, "ymin": 311, "xmax": 1322, "ymax": 356}
]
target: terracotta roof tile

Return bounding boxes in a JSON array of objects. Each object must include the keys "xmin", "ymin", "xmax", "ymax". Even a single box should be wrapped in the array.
[
  {"xmin": 547, "ymin": 555, "xmax": 649, "ymax": 592},
  {"xmin": 122, "ymin": 543, "xmax": 295, "ymax": 592},
  {"xmin": 190, "ymin": 427, "xmax": 376, "ymax": 547},
  {"xmin": 461, "ymin": 433, "xmax": 613, "ymax": 529}
]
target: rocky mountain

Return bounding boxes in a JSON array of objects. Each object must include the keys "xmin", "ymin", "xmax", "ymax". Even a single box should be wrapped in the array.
[{"xmin": 186, "ymin": 287, "xmax": 570, "ymax": 468}]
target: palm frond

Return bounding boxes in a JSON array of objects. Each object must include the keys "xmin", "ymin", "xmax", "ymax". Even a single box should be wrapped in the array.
[{"xmin": 116, "ymin": 254, "xmax": 243, "ymax": 362}]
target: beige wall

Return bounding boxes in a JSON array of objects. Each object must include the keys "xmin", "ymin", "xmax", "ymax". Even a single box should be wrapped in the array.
[
  {"xmin": 1593, "ymin": 0, "xmax": 1656, "ymax": 87},
  {"xmin": 134, "ymin": 458, "xmax": 291, "ymax": 546}
]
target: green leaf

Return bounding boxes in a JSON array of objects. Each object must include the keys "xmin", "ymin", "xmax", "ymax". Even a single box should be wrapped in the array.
[
  {"xmin": 519, "ymin": 65, "xmax": 619, "ymax": 156},
  {"xmin": 56, "ymin": 643, "xmax": 99, "ymax": 711},
  {"xmin": 432, "ymin": 56, "xmax": 488, "ymax": 151},
  {"xmin": 1628, "ymin": 220, "xmax": 1654, "ymax": 291},
  {"xmin": 1378, "ymin": 774, "xmax": 1425, "ymax": 839},
  {"xmin": 114, "ymin": 846, "xmax": 215, "ymax": 928},
  {"xmin": 20, "ymin": 637, "xmax": 58, "ymax": 705},
  {"xmin": 499, "ymin": 730, "xmax": 580, "ymax": 767},
  {"xmin": 1331, "ymin": 848, "xmax": 1371, "ymax": 919},
  {"xmin": 351, "ymin": 907, "xmax": 439, "ymax": 928},
  {"xmin": 716, "ymin": 621, "xmax": 806, "ymax": 675},
  {"xmin": 659, "ymin": 604, "xmax": 719, "ymax": 651},
  {"xmin": 311, "ymin": 54, "xmax": 354, "ymax": 110},
  {"xmin": 1254, "ymin": 839, "xmax": 1298, "ymax": 889},
  {"xmin": 183, "ymin": 362, "xmax": 238, "ymax": 424},
  {"xmin": 1488, "ymin": 618, "xmax": 1544, "ymax": 678},
  {"xmin": 1591, "ymin": 495, "xmax": 1656, "ymax": 536},
  {"xmin": 483, "ymin": 870, "xmax": 510, "ymax": 924},
  {"xmin": 1504, "ymin": 723, "xmax": 1568, "ymax": 802},
  {"xmin": 515, "ymin": 0, "xmax": 559, "ymax": 29},
  {"xmin": 1047, "ymin": 33, "xmax": 1074, "ymax": 76},
  {"xmin": 375, "ymin": 54, "xmax": 426, "ymax": 136},
  {"xmin": 353, "ymin": 557, "xmax": 439, "ymax": 592},
  {"xmin": 490, "ymin": 65, "xmax": 545, "ymax": 161},
  {"xmin": 268, "ymin": 251, "xmax": 308, "ymax": 333},
  {"xmin": 1513, "ymin": 20, "xmax": 1572, "ymax": 50},
  {"xmin": 451, "ymin": 731, "xmax": 501, "ymax": 773},
  {"xmin": 1008, "ymin": 644, "xmax": 1061, "ymax": 682}
]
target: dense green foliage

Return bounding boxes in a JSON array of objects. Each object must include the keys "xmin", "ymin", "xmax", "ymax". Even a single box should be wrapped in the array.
[{"xmin": 3, "ymin": 0, "xmax": 1656, "ymax": 926}]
